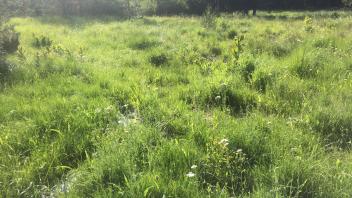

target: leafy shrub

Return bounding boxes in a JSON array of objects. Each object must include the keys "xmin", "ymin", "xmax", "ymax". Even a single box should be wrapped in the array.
[
  {"xmin": 149, "ymin": 53, "xmax": 168, "ymax": 67},
  {"xmin": 0, "ymin": 26, "xmax": 20, "ymax": 54}
]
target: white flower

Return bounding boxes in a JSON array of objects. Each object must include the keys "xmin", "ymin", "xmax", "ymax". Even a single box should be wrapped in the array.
[
  {"xmin": 191, "ymin": 165, "xmax": 197, "ymax": 169},
  {"xmin": 215, "ymin": 95, "xmax": 221, "ymax": 100},
  {"xmin": 186, "ymin": 172, "xmax": 196, "ymax": 178},
  {"xmin": 236, "ymin": 149, "xmax": 243, "ymax": 153}
]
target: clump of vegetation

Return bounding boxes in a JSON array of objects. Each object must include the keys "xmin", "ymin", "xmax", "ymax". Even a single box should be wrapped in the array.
[
  {"xmin": 238, "ymin": 54, "xmax": 256, "ymax": 82},
  {"xmin": 292, "ymin": 50, "xmax": 326, "ymax": 78},
  {"xmin": 0, "ymin": 58, "xmax": 11, "ymax": 81},
  {"xmin": 252, "ymin": 69, "xmax": 275, "ymax": 93},
  {"xmin": 32, "ymin": 35, "xmax": 52, "ymax": 48},
  {"xmin": 149, "ymin": 53, "xmax": 168, "ymax": 67},
  {"xmin": 304, "ymin": 16, "xmax": 314, "ymax": 32},
  {"xmin": 0, "ymin": 25, "xmax": 19, "ymax": 54},
  {"xmin": 202, "ymin": 6, "xmax": 216, "ymax": 29},
  {"xmin": 184, "ymin": 82, "xmax": 257, "ymax": 116},
  {"xmin": 129, "ymin": 36, "xmax": 159, "ymax": 50},
  {"xmin": 0, "ymin": 25, "xmax": 19, "ymax": 83},
  {"xmin": 199, "ymin": 139, "xmax": 252, "ymax": 194},
  {"xmin": 228, "ymin": 29, "xmax": 238, "ymax": 39},
  {"xmin": 210, "ymin": 46, "xmax": 222, "ymax": 56}
]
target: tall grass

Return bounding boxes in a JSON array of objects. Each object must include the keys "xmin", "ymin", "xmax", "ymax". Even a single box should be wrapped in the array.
[{"xmin": 1, "ymin": 11, "xmax": 352, "ymax": 197}]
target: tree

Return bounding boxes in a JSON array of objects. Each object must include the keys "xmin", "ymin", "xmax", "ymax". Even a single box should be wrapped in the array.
[{"xmin": 342, "ymin": 0, "xmax": 352, "ymax": 7}]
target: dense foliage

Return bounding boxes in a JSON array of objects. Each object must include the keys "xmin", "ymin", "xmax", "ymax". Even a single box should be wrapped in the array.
[
  {"xmin": 0, "ymin": 2, "xmax": 20, "ymax": 83},
  {"xmin": 0, "ymin": 0, "xmax": 348, "ymax": 17}
]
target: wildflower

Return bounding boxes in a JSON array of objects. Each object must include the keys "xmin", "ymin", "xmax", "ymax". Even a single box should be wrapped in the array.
[
  {"xmin": 215, "ymin": 95, "xmax": 221, "ymax": 100},
  {"xmin": 191, "ymin": 165, "xmax": 198, "ymax": 169},
  {"xmin": 236, "ymin": 149, "xmax": 243, "ymax": 153},
  {"xmin": 186, "ymin": 172, "xmax": 196, "ymax": 178}
]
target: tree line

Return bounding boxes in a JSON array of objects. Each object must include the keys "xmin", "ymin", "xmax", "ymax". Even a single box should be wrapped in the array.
[{"xmin": 0, "ymin": 0, "xmax": 351, "ymax": 18}]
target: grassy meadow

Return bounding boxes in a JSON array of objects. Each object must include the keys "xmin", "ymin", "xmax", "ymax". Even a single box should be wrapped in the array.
[{"xmin": 1, "ymin": 11, "xmax": 352, "ymax": 197}]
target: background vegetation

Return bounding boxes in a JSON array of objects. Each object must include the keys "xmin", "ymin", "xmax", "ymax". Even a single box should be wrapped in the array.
[{"xmin": 1, "ymin": 0, "xmax": 351, "ymax": 17}]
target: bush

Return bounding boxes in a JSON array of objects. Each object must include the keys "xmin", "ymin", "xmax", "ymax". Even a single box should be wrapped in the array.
[{"xmin": 0, "ymin": 26, "xmax": 20, "ymax": 54}]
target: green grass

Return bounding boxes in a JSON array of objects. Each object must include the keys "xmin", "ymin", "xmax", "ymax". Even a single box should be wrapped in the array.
[{"xmin": 1, "ymin": 11, "xmax": 352, "ymax": 197}]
